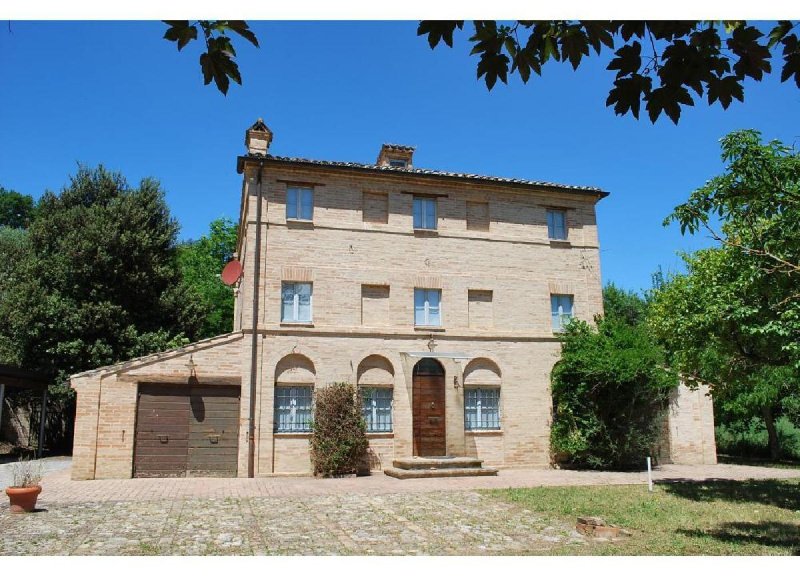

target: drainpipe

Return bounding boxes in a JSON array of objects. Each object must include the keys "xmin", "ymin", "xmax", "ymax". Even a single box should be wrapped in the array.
[{"xmin": 248, "ymin": 160, "xmax": 265, "ymax": 478}]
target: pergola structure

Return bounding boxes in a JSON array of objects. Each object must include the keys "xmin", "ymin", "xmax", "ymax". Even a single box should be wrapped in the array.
[{"xmin": 0, "ymin": 364, "xmax": 50, "ymax": 459}]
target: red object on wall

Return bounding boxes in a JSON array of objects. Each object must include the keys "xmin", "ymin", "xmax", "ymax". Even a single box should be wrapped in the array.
[{"xmin": 221, "ymin": 260, "xmax": 243, "ymax": 286}]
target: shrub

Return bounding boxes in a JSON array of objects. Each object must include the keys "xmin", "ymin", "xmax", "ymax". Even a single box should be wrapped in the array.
[
  {"xmin": 11, "ymin": 458, "xmax": 42, "ymax": 487},
  {"xmin": 309, "ymin": 382, "xmax": 369, "ymax": 477},
  {"xmin": 550, "ymin": 317, "xmax": 677, "ymax": 470},
  {"xmin": 716, "ymin": 417, "xmax": 800, "ymax": 461}
]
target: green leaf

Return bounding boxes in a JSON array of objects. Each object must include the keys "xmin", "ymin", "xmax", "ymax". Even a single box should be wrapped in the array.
[
  {"xmin": 646, "ymin": 85, "xmax": 694, "ymax": 124},
  {"xmin": 581, "ymin": 21, "xmax": 615, "ymax": 55},
  {"xmin": 707, "ymin": 75, "xmax": 744, "ymax": 108},
  {"xmin": 728, "ymin": 25, "xmax": 772, "ymax": 81},
  {"xmin": 607, "ymin": 42, "xmax": 642, "ymax": 78},
  {"xmin": 417, "ymin": 20, "xmax": 464, "ymax": 49},
  {"xmin": 476, "ymin": 51, "xmax": 510, "ymax": 90},
  {"xmin": 226, "ymin": 21, "xmax": 259, "ymax": 48},
  {"xmin": 560, "ymin": 26, "xmax": 590, "ymax": 70},
  {"xmin": 605, "ymin": 74, "xmax": 652, "ymax": 119},
  {"xmin": 163, "ymin": 21, "xmax": 198, "ymax": 51},
  {"xmin": 768, "ymin": 21, "xmax": 793, "ymax": 48}
]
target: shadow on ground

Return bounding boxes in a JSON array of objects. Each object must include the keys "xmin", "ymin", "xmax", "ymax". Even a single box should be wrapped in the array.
[
  {"xmin": 678, "ymin": 521, "xmax": 800, "ymax": 555},
  {"xmin": 658, "ymin": 479, "xmax": 800, "ymax": 511}
]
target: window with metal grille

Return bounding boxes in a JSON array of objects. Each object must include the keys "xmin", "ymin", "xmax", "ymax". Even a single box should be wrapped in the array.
[
  {"xmin": 286, "ymin": 186, "xmax": 314, "ymax": 221},
  {"xmin": 464, "ymin": 388, "xmax": 500, "ymax": 430},
  {"xmin": 281, "ymin": 282, "xmax": 312, "ymax": 323},
  {"xmin": 274, "ymin": 386, "xmax": 313, "ymax": 432},
  {"xmin": 551, "ymin": 294, "xmax": 574, "ymax": 332},
  {"xmin": 361, "ymin": 387, "xmax": 393, "ymax": 433},
  {"xmin": 414, "ymin": 288, "xmax": 441, "ymax": 326},
  {"xmin": 547, "ymin": 209, "xmax": 567, "ymax": 240},
  {"xmin": 413, "ymin": 196, "xmax": 437, "ymax": 230}
]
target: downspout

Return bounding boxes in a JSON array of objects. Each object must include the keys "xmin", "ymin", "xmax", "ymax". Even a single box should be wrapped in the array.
[{"xmin": 248, "ymin": 160, "xmax": 265, "ymax": 478}]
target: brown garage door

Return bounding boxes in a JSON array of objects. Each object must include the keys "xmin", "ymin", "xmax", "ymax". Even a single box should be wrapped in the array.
[{"xmin": 134, "ymin": 384, "xmax": 240, "ymax": 478}]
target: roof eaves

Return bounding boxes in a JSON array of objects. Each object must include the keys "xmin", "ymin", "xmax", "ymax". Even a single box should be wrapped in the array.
[{"xmin": 237, "ymin": 154, "xmax": 609, "ymax": 198}]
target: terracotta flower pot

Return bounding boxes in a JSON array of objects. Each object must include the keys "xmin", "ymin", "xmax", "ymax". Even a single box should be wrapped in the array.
[{"xmin": 5, "ymin": 485, "xmax": 42, "ymax": 514}]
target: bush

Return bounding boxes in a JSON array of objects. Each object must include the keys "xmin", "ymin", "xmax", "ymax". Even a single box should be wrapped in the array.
[
  {"xmin": 716, "ymin": 417, "xmax": 800, "ymax": 461},
  {"xmin": 309, "ymin": 382, "xmax": 369, "ymax": 477},
  {"xmin": 550, "ymin": 317, "xmax": 677, "ymax": 470}
]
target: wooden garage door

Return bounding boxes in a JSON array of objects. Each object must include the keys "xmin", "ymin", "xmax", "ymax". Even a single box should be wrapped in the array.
[{"xmin": 134, "ymin": 384, "xmax": 240, "ymax": 478}]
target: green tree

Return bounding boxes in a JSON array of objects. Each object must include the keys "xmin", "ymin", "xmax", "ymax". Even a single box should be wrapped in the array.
[
  {"xmin": 0, "ymin": 166, "xmax": 205, "ymax": 390},
  {"xmin": 417, "ymin": 21, "xmax": 800, "ymax": 124},
  {"xmin": 649, "ymin": 130, "xmax": 800, "ymax": 459},
  {"xmin": 177, "ymin": 217, "xmax": 238, "ymax": 339},
  {"xmin": 550, "ymin": 316, "xmax": 677, "ymax": 470},
  {"xmin": 603, "ymin": 282, "xmax": 648, "ymax": 326},
  {"xmin": 0, "ymin": 187, "xmax": 35, "ymax": 228}
]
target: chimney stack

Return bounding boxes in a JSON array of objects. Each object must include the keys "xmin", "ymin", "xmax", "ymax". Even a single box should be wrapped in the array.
[
  {"xmin": 376, "ymin": 143, "xmax": 415, "ymax": 168},
  {"xmin": 245, "ymin": 118, "xmax": 273, "ymax": 155}
]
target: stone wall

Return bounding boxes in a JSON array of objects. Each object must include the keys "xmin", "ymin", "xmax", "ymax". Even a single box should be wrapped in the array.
[{"xmin": 663, "ymin": 382, "xmax": 717, "ymax": 465}]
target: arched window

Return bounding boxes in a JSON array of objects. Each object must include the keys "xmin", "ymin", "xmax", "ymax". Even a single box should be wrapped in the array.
[
  {"xmin": 357, "ymin": 355, "xmax": 395, "ymax": 433},
  {"xmin": 463, "ymin": 358, "xmax": 502, "ymax": 431},
  {"xmin": 274, "ymin": 354, "xmax": 315, "ymax": 433}
]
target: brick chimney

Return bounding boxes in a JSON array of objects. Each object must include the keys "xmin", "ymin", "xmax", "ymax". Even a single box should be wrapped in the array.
[
  {"xmin": 245, "ymin": 118, "xmax": 273, "ymax": 155},
  {"xmin": 376, "ymin": 144, "xmax": 415, "ymax": 168}
]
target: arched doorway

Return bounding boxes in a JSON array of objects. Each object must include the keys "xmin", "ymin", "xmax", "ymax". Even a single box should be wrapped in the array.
[{"xmin": 412, "ymin": 358, "xmax": 446, "ymax": 457}]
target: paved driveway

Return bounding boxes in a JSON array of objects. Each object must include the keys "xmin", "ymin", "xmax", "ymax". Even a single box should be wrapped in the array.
[{"xmin": 2, "ymin": 461, "xmax": 799, "ymax": 555}]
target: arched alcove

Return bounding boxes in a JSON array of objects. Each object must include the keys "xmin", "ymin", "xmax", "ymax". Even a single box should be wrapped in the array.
[
  {"xmin": 463, "ymin": 357, "xmax": 502, "ymax": 387},
  {"xmin": 274, "ymin": 353, "xmax": 316, "ymax": 384}
]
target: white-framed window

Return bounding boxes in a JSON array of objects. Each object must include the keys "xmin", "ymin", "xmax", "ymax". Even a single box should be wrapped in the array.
[
  {"xmin": 274, "ymin": 386, "xmax": 313, "ymax": 432},
  {"xmin": 361, "ymin": 387, "xmax": 393, "ymax": 433},
  {"xmin": 551, "ymin": 294, "xmax": 574, "ymax": 331},
  {"xmin": 414, "ymin": 288, "xmax": 441, "ymax": 326},
  {"xmin": 413, "ymin": 196, "xmax": 437, "ymax": 230},
  {"xmin": 287, "ymin": 186, "xmax": 313, "ymax": 221},
  {"xmin": 464, "ymin": 388, "xmax": 500, "ymax": 430},
  {"xmin": 281, "ymin": 282, "xmax": 313, "ymax": 323},
  {"xmin": 547, "ymin": 209, "xmax": 567, "ymax": 240},
  {"xmin": 389, "ymin": 159, "xmax": 407, "ymax": 168}
]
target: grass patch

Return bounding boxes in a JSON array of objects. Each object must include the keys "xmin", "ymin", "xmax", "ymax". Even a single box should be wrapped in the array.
[{"xmin": 487, "ymin": 479, "xmax": 800, "ymax": 555}]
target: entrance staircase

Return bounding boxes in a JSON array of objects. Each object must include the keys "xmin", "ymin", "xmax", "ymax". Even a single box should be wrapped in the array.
[{"xmin": 383, "ymin": 456, "xmax": 498, "ymax": 479}]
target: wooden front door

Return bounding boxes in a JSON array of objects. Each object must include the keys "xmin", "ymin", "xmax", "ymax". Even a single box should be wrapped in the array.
[
  {"xmin": 134, "ymin": 384, "xmax": 240, "ymax": 478},
  {"xmin": 412, "ymin": 358, "xmax": 446, "ymax": 457}
]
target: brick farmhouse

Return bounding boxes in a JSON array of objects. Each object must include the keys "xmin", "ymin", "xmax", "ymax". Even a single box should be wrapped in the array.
[{"xmin": 69, "ymin": 120, "xmax": 716, "ymax": 479}]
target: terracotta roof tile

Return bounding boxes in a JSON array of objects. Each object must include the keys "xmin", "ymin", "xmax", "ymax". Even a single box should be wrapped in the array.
[{"xmin": 240, "ymin": 153, "xmax": 608, "ymax": 196}]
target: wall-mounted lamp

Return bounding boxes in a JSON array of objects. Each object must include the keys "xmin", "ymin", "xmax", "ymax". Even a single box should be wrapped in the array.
[{"xmin": 453, "ymin": 375, "xmax": 460, "ymax": 389}]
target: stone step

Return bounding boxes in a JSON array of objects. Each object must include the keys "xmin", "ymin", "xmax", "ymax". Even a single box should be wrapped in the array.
[
  {"xmin": 384, "ymin": 466, "xmax": 498, "ymax": 479},
  {"xmin": 392, "ymin": 456, "xmax": 485, "ymax": 470}
]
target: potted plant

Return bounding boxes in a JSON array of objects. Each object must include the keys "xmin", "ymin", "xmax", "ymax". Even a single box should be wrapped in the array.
[{"xmin": 5, "ymin": 459, "xmax": 43, "ymax": 513}]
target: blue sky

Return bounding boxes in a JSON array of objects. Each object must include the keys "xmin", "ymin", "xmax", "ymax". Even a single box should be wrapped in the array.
[{"xmin": 2, "ymin": 20, "xmax": 798, "ymax": 293}]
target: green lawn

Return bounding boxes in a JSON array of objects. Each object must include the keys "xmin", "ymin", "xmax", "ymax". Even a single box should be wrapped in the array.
[{"xmin": 487, "ymin": 479, "xmax": 800, "ymax": 555}]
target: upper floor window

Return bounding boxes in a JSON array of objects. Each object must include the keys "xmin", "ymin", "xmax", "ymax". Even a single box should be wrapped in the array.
[
  {"xmin": 413, "ymin": 197, "xmax": 437, "ymax": 230},
  {"xmin": 547, "ymin": 209, "xmax": 567, "ymax": 240},
  {"xmin": 361, "ymin": 387, "xmax": 393, "ymax": 432},
  {"xmin": 287, "ymin": 186, "xmax": 313, "ymax": 221},
  {"xmin": 551, "ymin": 294, "xmax": 574, "ymax": 332},
  {"xmin": 389, "ymin": 159, "xmax": 407, "ymax": 168},
  {"xmin": 282, "ymin": 282, "xmax": 313, "ymax": 323},
  {"xmin": 414, "ymin": 288, "xmax": 441, "ymax": 326}
]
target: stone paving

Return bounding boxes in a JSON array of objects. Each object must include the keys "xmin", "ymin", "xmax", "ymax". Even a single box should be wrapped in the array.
[
  {"xmin": 2, "ymin": 461, "xmax": 799, "ymax": 555},
  {"xmin": 1, "ymin": 491, "xmax": 586, "ymax": 555}
]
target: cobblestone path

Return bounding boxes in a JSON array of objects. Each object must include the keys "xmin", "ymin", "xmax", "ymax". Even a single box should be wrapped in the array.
[{"xmin": 0, "ymin": 491, "xmax": 587, "ymax": 555}]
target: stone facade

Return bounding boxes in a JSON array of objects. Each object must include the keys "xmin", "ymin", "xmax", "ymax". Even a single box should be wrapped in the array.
[{"xmin": 69, "ymin": 119, "xmax": 715, "ymax": 479}]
